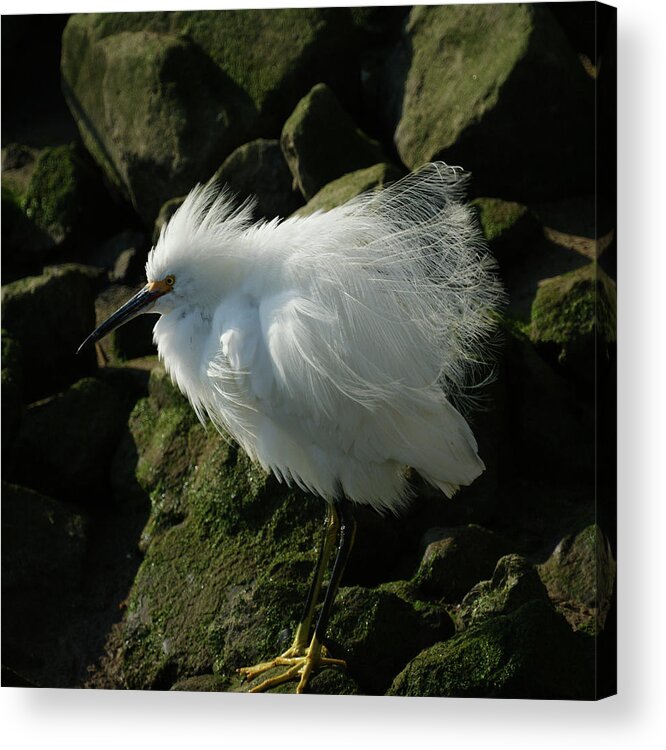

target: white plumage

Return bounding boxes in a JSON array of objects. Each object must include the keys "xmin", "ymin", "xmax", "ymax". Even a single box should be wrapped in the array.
[{"xmin": 145, "ymin": 162, "xmax": 504, "ymax": 514}]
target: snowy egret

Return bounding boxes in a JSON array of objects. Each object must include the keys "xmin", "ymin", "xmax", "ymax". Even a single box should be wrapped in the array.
[{"xmin": 79, "ymin": 162, "xmax": 504, "ymax": 693}]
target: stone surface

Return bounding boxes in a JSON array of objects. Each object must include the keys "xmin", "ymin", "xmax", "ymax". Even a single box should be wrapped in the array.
[
  {"xmin": 388, "ymin": 600, "xmax": 594, "ymax": 699},
  {"xmin": 471, "ymin": 197, "xmax": 541, "ymax": 268},
  {"xmin": 326, "ymin": 585, "xmax": 449, "ymax": 695},
  {"xmin": 414, "ymin": 525, "xmax": 507, "ymax": 602},
  {"xmin": 538, "ymin": 524, "xmax": 616, "ymax": 633},
  {"xmin": 94, "ymin": 284, "xmax": 158, "ymax": 362},
  {"xmin": 1, "ymin": 482, "xmax": 87, "ymax": 686},
  {"xmin": 1, "ymin": 331, "xmax": 23, "ymax": 458},
  {"xmin": 375, "ymin": 4, "xmax": 594, "ymax": 200},
  {"xmin": 459, "ymin": 554, "xmax": 550, "ymax": 628},
  {"xmin": 530, "ymin": 263, "xmax": 616, "ymax": 382},
  {"xmin": 1, "ymin": 264, "xmax": 98, "ymax": 401},
  {"xmin": 1, "ymin": 188, "xmax": 51, "ymax": 283},
  {"xmin": 22, "ymin": 143, "xmax": 114, "ymax": 246},
  {"xmin": 61, "ymin": 9, "xmax": 356, "ymax": 224},
  {"xmin": 152, "ymin": 196, "xmax": 186, "ymax": 245},
  {"xmin": 213, "ymin": 139, "xmax": 303, "ymax": 220},
  {"xmin": 281, "ymin": 83, "xmax": 386, "ymax": 200},
  {"xmin": 295, "ymin": 163, "xmax": 404, "ymax": 217},
  {"xmin": 11, "ymin": 377, "xmax": 130, "ymax": 500}
]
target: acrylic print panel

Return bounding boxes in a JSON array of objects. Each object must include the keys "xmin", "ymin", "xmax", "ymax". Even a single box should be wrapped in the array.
[{"xmin": 1, "ymin": 2, "xmax": 616, "ymax": 699}]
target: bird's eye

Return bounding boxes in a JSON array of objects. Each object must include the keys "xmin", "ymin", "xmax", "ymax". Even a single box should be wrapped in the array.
[{"xmin": 165, "ymin": 275, "xmax": 175, "ymax": 287}]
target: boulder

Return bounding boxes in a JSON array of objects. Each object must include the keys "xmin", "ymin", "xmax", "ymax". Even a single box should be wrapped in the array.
[
  {"xmin": 295, "ymin": 163, "xmax": 404, "ymax": 217},
  {"xmin": 1, "ymin": 264, "xmax": 98, "ymax": 401},
  {"xmin": 1, "ymin": 187, "xmax": 51, "ymax": 283},
  {"xmin": 471, "ymin": 197, "xmax": 541, "ymax": 268},
  {"xmin": 1, "ymin": 331, "xmax": 23, "ymax": 457},
  {"xmin": 153, "ymin": 196, "xmax": 186, "ymax": 245},
  {"xmin": 22, "ymin": 143, "xmax": 117, "ymax": 246},
  {"xmin": 326, "ymin": 585, "xmax": 448, "ymax": 694},
  {"xmin": 389, "ymin": 600, "xmax": 594, "ymax": 699},
  {"xmin": 1, "ymin": 482, "xmax": 87, "ymax": 686},
  {"xmin": 538, "ymin": 524, "xmax": 616, "ymax": 633},
  {"xmin": 88, "ymin": 229, "xmax": 147, "ymax": 284},
  {"xmin": 459, "ymin": 554, "xmax": 550, "ymax": 628},
  {"xmin": 281, "ymin": 83, "xmax": 386, "ymax": 200},
  {"xmin": 213, "ymin": 139, "xmax": 303, "ymax": 220},
  {"xmin": 61, "ymin": 9, "xmax": 356, "ymax": 225},
  {"xmin": 94, "ymin": 284, "xmax": 158, "ymax": 362},
  {"xmin": 11, "ymin": 377, "xmax": 130, "ymax": 500},
  {"xmin": 414, "ymin": 524, "xmax": 507, "ymax": 601},
  {"xmin": 530, "ymin": 263, "xmax": 616, "ymax": 382},
  {"xmin": 375, "ymin": 4, "xmax": 594, "ymax": 200}
]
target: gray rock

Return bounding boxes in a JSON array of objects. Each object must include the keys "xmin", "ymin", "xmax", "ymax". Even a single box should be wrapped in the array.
[
  {"xmin": 374, "ymin": 4, "xmax": 594, "ymax": 200},
  {"xmin": 414, "ymin": 524, "xmax": 507, "ymax": 601},
  {"xmin": 295, "ymin": 163, "xmax": 404, "ymax": 217},
  {"xmin": 61, "ymin": 10, "xmax": 356, "ymax": 225},
  {"xmin": 538, "ymin": 524, "xmax": 616, "ymax": 633},
  {"xmin": 388, "ymin": 600, "xmax": 594, "ymax": 699},
  {"xmin": 94, "ymin": 284, "xmax": 158, "ymax": 362},
  {"xmin": 152, "ymin": 196, "xmax": 186, "ymax": 246},
  {"xmin": 281, "ymin": 83, "xmax": 386, "ymax": 200},
  {"xmin": 11, "ymin": 377, "xmax": 129, "ymax": 499},
  {"xmin": 1, "ymin": 264, "xmax": 97, "ymax": 401},
  {"xmin": 459, "ymin": 554, "xmax": 550, "ymax": 628},
  {"xmin": 214, "ymin": 139, "xmax": 303, "ymax": 220}
]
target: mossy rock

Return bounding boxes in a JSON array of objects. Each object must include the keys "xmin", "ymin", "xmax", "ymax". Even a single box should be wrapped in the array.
[
  {"xmin": 295, "ymin": 163, "xmax": 404, "ymax": 217},
  {"xmin": 1, "ymin": 331, "xmax": 24, "ymax": 456},
  {"xmin": 94, "ymin": 284, "xmax": 158, "ymax": 363},
  {"xmin": 281, "ymin": 83, "xmax": 386, "ymax": 200},
  {"xmin": 375, "ymin": 4, "xmax": 594, "ymax": 200},
  {"xmin": 22, "ymin": 143, "xmax": 113, "ymax": 246},
  {"xmin": 110, "ymin": 365, "xmax": 326, "ymax": 688},
  {"xmin": 471, "ymin": 197, "xmax": 541, "ymax": 267},
  {"xmin": 388, "ymin": 600, "xmax": 594, "ymax": 699},
  {"xmin": 538, "ymin": 524, "xmax": 616, "ymax": 634},
  {"xmin": 413, "ymin": 524, "xmax": 508, "ymax": 602},
  {"xmin": 214, "ymin": 139, "xmax": 303, "ymax": 220},
  {"xmin": 530, "ymin": 263, "xmax": 616, "ymax": 381},
  {"xmin": 11, "ymin": 377, "xmax": 131, "ymax": 501},
  {"xmin": 61, "ymin": 10, "xmax": 356, "ymax": 225},
  {"xmin": 1, "ymin": 481, "xmax": 87, "ymax": 687},
  {"xmin": 1, "ymin": 187, "xmax": 51, "ymax": 283},
  {"xmin": 326, "ymin": 585, "xmax": 451, "ymax": 694},
  {"xmin": 459, "ymin": 554, "xmax": 550, "ymax": 628},
  {"xmin": 1, "ymin": 264, "xmax": 98, "ymax": 401}
]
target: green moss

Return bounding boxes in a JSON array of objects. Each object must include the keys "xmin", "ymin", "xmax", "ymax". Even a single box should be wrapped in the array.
[
  {"xmin": 472, "ymin": 197, "xmax": 528, "ymax": 242},
  {"xmin": 389, "ymin": 600, "xmax": 594, "ymax": 699},
  {"xmin": 22, "ymin": 144, "xmax": 95, "ymax": 244},
  {"xmin": 295, "ymin": 163, "xmax": 404, "ymax": 216},
  {"xmin": 531, "ymin": 263, "xmax": 616, "ymax": 346}
]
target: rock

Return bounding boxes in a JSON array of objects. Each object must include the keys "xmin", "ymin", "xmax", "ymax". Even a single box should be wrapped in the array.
[
  {"xmin": 414, "ymin": 524, "xmax": 507, "ymax": 601},
  {"xmin": 375, "ymin": 4, "xmax": 594, "ymax": 200},
  {"xmin": 389, "ymin": 600, "xmax": 594, "ymax": 699},
  {"xmin": 170, "ymin": 674, "xmax": 230, "ymax": 692},
  {"xmin": 105, "ymin": 365, "xmax": 325, "ymax": 688},
  {"xmin": 152, "ymin": 196, "xmax": 186, "ymax": 245},
  {"xmin": 538, "ymin": 524, "xmax": 616, "ymax": 633},
  {"xmin": 88, "ymin": 229, "xmax": 147, "ymax": 283},
  {"xmin": 326, "ymin": 585, "xmax": 449, "ymax": 694},
  {"xmin": 471, "ymin": 197, "xmax": 541, "ymax": 268},
  {"xmin": 61, "ymin": 9, "xmax": 356, "ymax": 225},
  {"xmin": 307, "ymin": 669, "xmax": 360, "ymax": 696},
  {"xmin": 22, "ymin": 143, "xmax": 115, "ymax": 246},
  {"xmin": 11, "ymin": 377, "xmax": 130, "ymax": 500},
  {"xmin": 213, "ymin": 139, "xmax": 303, "ymax": 220},
  {"xmin": 295, "ymin": 163, "xmax": 404, "ymax": 217},
  {"xmin": 1, "ymin": 188, "xmax": 51, "ymax": 283},
  {"xmin": 1, "ymin": 482, "xmax": 87, "ymax": 686},
  {"xmin": 281, "ymin": 83, "xmax": 386, "ymax": 200},
  {"xmin": 94, "ymin": 284, "xmax": 158, "ymax": 362},
  {"xmin": 530, "ymin": 263, "xmax": 616, "ymax": 382},
  {"xmin": 1, "ymin": 331, "xmax": 23, "ymax": 457},
  {"xmin": 1, "ymin": 264, "xmax": 97, "ymax": 401},
  {"xmin": 459, "ymin": 554, "xmax": 550, "ymax": 628}
]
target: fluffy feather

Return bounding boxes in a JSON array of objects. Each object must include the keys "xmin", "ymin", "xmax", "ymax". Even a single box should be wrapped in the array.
[{"xmin": 146, "ymin": 162, "xmax": 505, "ymax": 514}]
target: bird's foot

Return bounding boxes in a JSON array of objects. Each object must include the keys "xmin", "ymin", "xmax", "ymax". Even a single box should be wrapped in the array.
[{"xmin": 237, "ymin": 637, "xmax": 346, "ymax": 694}]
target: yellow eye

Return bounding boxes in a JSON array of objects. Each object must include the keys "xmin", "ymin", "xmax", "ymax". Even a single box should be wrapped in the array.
[{"xmin": 165, "ymin": 275, "xmax": 175, "ymax": 287}]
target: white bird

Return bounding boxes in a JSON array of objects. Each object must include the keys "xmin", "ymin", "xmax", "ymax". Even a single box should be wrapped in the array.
[{"xmin": 79, "ymin": 162, "xmax": 504, "ymax": 693}]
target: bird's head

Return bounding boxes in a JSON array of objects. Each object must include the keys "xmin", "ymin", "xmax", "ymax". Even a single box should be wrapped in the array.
[{"xmin": 78, "ymin": 182, "xmax": 254, "ymax": 354}]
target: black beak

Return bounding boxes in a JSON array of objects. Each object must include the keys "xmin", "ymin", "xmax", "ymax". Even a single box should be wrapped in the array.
[{"xmin": 77, "ymin": 284, "xmax": 161, "ymax": 353}]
